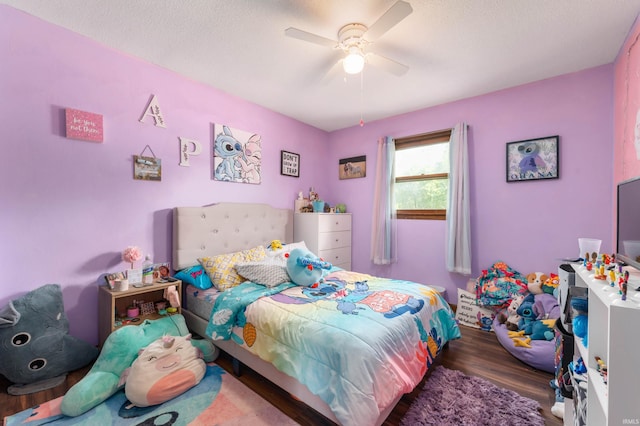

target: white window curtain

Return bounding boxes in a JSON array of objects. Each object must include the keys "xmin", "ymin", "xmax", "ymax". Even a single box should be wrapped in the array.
[
  {"xmin": 370, "ymin": 136, "xmax": 397, "ymax": 265},
  {"xmin": 446, "ymin": 123, "xmax": 471, "ymax": 275}
]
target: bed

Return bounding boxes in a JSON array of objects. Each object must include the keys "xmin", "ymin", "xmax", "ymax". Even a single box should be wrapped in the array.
[{"xmin": 172, "ymin": 202, "xmax": 461, "ymax": 426}]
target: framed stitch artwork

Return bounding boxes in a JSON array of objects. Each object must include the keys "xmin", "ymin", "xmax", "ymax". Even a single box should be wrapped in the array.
[
  {"xmin": 281, "ymin": 150, "xmax": 299, "ymax": 177},
  {"xmin": 506, "ymin": 136, "xmax": 559, "ymax": 182}
]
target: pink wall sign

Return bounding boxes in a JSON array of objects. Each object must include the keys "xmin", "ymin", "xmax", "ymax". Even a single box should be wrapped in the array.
[{"xmin": 65, "ymin": 108, "xmax": 104, "ymax": 142}]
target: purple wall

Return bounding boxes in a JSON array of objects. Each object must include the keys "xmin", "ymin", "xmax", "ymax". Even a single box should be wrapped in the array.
[
  {"xmin": 328, "ymin": 66, "xmax": 614, "ymax": 299},
  {"xmin": 0, "ymin": 6, "xmax": 328, "ymax": 344},
  {"xmin": 0, "ymin": 5, "xmax": 620, "ymax": 345}
]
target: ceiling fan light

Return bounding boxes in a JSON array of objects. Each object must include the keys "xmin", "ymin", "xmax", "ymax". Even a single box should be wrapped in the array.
[{"xmin": 343, "ymin": 51, "xmax": 365, "ymax": 74}]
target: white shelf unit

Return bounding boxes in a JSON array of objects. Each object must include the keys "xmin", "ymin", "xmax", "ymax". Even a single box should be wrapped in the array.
[
  {"xmin": 569, "ymin": 264, "xmax": 640, "ymax": 425},
  {"xmin": 293, "ymin": 213, "xmax": 352, "ymax": 271}
]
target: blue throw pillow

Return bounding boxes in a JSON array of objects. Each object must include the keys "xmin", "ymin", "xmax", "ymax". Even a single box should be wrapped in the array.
[{"xmin": 175, "ymin": 265, "xmax": 213, "ymax": 290}]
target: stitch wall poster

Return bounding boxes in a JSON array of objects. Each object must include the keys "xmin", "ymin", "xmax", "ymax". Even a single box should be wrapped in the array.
[{"xmin": 213, "ymin": 124, "xmax": 262, "ymax": 184}]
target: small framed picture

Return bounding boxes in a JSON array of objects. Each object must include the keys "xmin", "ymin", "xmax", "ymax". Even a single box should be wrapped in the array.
[
  {"xmin": 105, "ymin": 271, "xmax": 127, "ymax": 290},
  {"xmin": 281, "ymin": 150, "xmax": 300, "ymax": 177},
  {"xmin": 153, "ymin": 263, "xmax": 171, "ymax": 282},
  {"xmin": 506, "ymin": 136, "xmax": 559, "ymax": 182},
  {"xmin": 133, "ymin": 155, "xmax": 162, "ymax": 181},
  {"xmin": 339, "ymin": 155, "xmax": 366, "ymax": 180}
]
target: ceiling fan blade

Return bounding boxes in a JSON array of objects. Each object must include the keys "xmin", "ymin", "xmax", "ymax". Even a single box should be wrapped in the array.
[
  {"xmin": 364, "ymin": 0, "xmax": 413, "ymax": 41},
  {"xmin": 366, "ymin": 52, "xmax": 409, "ymax": 76},
  {"xmin": 284, "ymin": 27, "xmax": 337, "ymax": 48},
  {"xmin": 320, "ymin": 59, "xmax": 345, "ymax": 85}
]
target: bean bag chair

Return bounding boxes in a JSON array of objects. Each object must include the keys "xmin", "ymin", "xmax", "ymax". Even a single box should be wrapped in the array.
[{"xmin": 493, "ymin": 292, "xmax": 559, "ymax": 373}]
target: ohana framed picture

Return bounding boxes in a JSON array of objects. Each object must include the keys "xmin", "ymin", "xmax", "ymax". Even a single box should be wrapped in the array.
[
  {"xmin": 281, "ymin": 150, "xmax": 299, "ymax": 177},
  {"xmin": 506, "ymin": 136, "xmax": 559, "ymax": 182}
]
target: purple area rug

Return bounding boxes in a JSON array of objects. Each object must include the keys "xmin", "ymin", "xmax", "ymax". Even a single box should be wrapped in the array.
[{"xmin": 401, "ymin": 366, "xmax": 544, "ymax": 426}]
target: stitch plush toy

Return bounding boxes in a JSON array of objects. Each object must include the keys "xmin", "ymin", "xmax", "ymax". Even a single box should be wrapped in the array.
[
  {"xmin": 285, "ymin": 248, "xmax": 332, "ymax": 287},
  {"xmin": 508, "ymin": 293, "xmax": 557, "ymax": 347}
]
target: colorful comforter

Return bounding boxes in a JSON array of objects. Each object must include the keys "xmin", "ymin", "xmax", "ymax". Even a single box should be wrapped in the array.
[{"xmin": 205, "ymin": 270, "xmax": 461, "ymax": 426}]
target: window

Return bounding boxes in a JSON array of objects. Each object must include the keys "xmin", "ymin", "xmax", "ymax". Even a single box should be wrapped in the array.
[{"xmin": 394, "ymin": 129, "xmax": 451, "ymax": 220}]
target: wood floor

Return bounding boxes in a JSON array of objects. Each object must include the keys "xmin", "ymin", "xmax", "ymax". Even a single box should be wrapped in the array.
[{"xmin": 0, "ymin": 325, "xmax": 563, "ymax": 425}]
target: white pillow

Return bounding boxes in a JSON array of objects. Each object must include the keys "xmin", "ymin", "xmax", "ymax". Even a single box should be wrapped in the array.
[{"xmin": 266, "ymin": 241, "xmax": 309, "ymax": 262}]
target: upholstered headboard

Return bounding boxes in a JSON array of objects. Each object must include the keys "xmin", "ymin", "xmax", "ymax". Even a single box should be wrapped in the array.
[{"xmin": 172, "ymin": 203, "xmax": 293, "ymax": 271}]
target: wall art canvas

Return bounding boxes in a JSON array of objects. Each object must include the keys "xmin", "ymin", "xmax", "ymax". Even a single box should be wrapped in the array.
[
  {"xmin": 65, "ymin": 108, "xmax": 103, "ymax": 142},
  {"xmin": 339, "ymin": 155, "xmax": 366, "ymax": 180},
  {"xmin": 506, "ymin": 136, "xmax": 559, "ymax": 182},
  {"xmin": 213, "ymin": 124, "xmax": 262, "ymax": 184}
]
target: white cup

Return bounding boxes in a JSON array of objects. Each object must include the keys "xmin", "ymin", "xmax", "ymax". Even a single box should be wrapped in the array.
[{"xmin": 579, "ymin": 238, "xmax": 602, "ymax": 258}]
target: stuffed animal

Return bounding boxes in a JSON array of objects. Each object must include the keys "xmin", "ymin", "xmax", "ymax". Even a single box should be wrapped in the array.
[
  {"xmin": 121, "ymin": 334, "xmax": 206, "ymax": 407},
  {"xmin": 526, "ymin": 272, "xmax": 548, "ymax": 294},
  {"xmin": 542, "ymin": 273, "xmax": 560, "ymax": 296},
  {"xmin": 0, "ymin": 284, "xmax": 99, "ymax": 395},
  {"xmin": 61, "ymin": 314, "xmax": 216, "ymax": 417},
  {"xmin": 571, "ymin": 296, "xmax": 588, "ymax": 346},
  {"xmin": 285, "ymin": 248, "xmax": 332, "ymax": 287},
  {"xmin": 267, "ymin": 239, "xmax": 283, "ymax": 251},
  {"xmin": 497, "ymin": 294, "xmax": 525, "ymax": 331},
  {"xmin": 508, "ymin": 293, "xmax": 558, "ymax": 346}
]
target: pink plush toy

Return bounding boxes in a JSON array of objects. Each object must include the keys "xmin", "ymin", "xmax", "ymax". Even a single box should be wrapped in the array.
[{"xmin": 121, "ymin": 334, "xmax": 205, "ymax": 407}]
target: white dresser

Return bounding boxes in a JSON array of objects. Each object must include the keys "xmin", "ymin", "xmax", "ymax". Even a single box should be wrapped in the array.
[{"xmin": 293, "ymin": 213, "xmax": 352, "ymax": 271}]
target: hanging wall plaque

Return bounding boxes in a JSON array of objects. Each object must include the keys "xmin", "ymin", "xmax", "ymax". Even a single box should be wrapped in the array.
[{"xmin": 133, "ymin": 145, "xmax": 162, "ymax": 181}]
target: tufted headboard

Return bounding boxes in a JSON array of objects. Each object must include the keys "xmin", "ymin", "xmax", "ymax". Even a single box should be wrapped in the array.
[{"xmin": 172, "ymin": 203, "xmax": 293, "ymax": 271}]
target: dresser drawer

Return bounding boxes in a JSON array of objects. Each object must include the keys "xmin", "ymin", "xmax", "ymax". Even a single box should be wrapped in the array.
[
  {"xmin": 318, "ymin": 246, "xmax": 351, "ymax": 266},
  {"xmin": 318, "ymin": 230, "xmax": 351, "ymax": 250},
  {"xmin": 318, "ymin": 214, "xmax": 351, "ymax": 232}
]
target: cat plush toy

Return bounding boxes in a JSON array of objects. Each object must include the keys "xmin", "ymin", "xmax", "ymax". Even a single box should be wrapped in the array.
[{"xmin": 121, "ymin": 334, "xmax": 206, "ymax": 407}]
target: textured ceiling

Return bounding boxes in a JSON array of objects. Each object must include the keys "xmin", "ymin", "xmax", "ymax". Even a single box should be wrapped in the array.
[{"xmin": 3, "ymin": 0, "xmax": 640, "ymax": 131}]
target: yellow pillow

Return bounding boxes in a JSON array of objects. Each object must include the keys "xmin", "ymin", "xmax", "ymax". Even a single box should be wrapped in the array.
[{"xmin": 198, "ymin": 246, "xmax": 266, "ymax": 291}]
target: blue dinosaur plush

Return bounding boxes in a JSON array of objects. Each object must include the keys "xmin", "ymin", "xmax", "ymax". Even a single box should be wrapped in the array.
[
  {"xmin": 285, "ymin": 248, "xmax": 332, "ymax": 287},
  {"xmin": 0, "ymin": 284, "xmax": 99, "ymax": 395}
]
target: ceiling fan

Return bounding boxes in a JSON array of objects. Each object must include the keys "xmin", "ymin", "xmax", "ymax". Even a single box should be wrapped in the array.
[{"xmin": 284, "ymin": 0, "xmax": 413, "ymax": 79}]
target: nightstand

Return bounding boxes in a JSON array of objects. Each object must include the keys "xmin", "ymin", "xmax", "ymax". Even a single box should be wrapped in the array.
[{"xmin": 98, "ymin": 280, "xmax": 182, "ymax": 347}]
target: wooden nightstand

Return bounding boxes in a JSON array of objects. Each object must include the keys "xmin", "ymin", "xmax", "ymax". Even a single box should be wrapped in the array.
[{"xmin": 98, "ymin": 280, "xmax": 182, "ymax": 347}]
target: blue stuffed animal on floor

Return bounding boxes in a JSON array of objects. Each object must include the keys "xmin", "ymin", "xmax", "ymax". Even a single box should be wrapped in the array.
[
  {"xmin": 508, "ymin": 293, "xmax": 556, "ymax": 347},
  {"xmin": 0, "ymin": 284, "xmax": 99, "ymax": 395}
]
